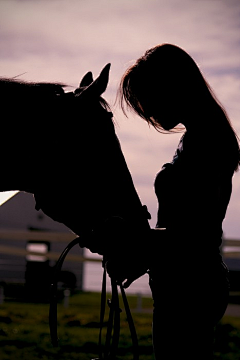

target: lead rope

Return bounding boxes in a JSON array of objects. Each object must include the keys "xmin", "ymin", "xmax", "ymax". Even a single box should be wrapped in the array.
[
  {"xmin": 119, "ymin": 284, "xmax": 139, "ymax": 360},
  {"xmin": 49, "ymin": 238, "xmax": 139, "ymax": 360},
  {"xmin": 95, "ymin": 260, "xmax": 139, "ymax": 360},
  {"xmin": 95, "ymin": 260, "xmax": 121, "ymax": 360}
]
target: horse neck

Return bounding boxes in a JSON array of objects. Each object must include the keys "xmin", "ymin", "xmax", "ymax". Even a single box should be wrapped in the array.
[
  {"xmin": 0, "ymin": 127, "xmax": 42, "ymax": 193},
  {"xmin": 95, "ymin": 134, "xmax": 150, "ymax": 231}
]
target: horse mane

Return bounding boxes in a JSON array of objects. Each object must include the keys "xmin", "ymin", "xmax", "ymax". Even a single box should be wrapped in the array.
[
  {"xmin": 0, "ymin": 77, "xmax": 66, "ymax": 102},
  {"xmin": 0, "ymin": 78, "xmax": 112, "ymax": 115}
]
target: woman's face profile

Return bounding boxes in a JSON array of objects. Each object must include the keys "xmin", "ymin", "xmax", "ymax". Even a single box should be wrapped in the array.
[{"xmin": 143, "ymin": 86, "xmax": 182, "ymax": 131}]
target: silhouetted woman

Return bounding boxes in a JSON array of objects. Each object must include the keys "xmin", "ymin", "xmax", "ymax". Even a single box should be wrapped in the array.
[{"xmin": 118, "ymin": 44, "xmax": 240, "ymax": 359}]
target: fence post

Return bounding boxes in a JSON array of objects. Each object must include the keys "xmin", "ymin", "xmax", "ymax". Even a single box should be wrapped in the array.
[
  {"xmin": 64, "ymin": 289, "xmax": 70, "ymax": 308},
  {"xmin": 0, "ymin": 285, "xmax": 4, "ymax": 304},
  {"xmin": 136, "ymin": 293, "xmax": 142, "ymax": 313}
]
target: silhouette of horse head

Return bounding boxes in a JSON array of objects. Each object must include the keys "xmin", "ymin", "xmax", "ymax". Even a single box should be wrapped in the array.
[{"xmin": 0, "ymin": 64, "xmax": 150, "ymax": 258}]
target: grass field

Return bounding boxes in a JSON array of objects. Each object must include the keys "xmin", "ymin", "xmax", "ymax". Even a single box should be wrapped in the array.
[{"xmin": 0, "ymin": 292, "xmax": 239, "ymax": 360}]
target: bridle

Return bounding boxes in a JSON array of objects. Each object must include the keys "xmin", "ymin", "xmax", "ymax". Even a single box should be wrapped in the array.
[{"xmin": 49, "ymin": 236, "xmax": 139, "ymax": 360}]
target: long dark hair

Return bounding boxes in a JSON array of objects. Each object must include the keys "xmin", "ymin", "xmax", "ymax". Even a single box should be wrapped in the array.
[{"xmin": 119, "ymin": 43, "xmax": 240, "ymax": 171}]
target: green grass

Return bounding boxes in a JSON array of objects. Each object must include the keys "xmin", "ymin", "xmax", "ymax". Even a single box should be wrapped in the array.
[
  {"xmin": 0, "ymin": 292, "xmax": 239, "ymax": 360},
  {"xmin": 214, "ymin": 316, "xmax": 240, "ymax": 360},
  {"xmin": 0, "ymin": 292, "xmax": 154, "ymax": 360}
]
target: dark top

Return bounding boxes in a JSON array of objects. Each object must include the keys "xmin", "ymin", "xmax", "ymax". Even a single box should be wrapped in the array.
[{"xmin": 154, "ymin": 129, "xmax": 235, "ymax": 256}]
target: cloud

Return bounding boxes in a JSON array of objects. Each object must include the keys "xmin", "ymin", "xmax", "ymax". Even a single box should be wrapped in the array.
[{"xmin": 1, "ymin": 0, "xmax": 240, "ymax": 84}]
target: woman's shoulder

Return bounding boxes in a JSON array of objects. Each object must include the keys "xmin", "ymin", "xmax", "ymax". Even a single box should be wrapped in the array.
[{"xmin": 184, "ymin": 125, "xmax": 239, "ymax": 175}]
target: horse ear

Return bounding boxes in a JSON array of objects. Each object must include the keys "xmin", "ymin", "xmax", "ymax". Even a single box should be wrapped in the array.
[
  {"xmin": 83, "ymin": 63, "xmax": 111, "ymax": 97},
  {"xmin": 79, "ymin": 71, "xmax": 93, "ymax": 87}
]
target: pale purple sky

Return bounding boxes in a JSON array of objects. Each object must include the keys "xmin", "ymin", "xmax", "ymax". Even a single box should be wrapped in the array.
[{"xmin": 0, "ymin": 0, "xmax": 240, "ymax": 238}]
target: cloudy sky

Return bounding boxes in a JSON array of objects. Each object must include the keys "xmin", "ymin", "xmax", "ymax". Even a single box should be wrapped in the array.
[{"xmin": 0, "ymin": 0, "xmax": 240, "ymax": 239}]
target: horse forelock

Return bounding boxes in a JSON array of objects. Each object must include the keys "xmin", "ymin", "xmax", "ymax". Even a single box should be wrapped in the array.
[{"xmin": 73, "ymin": 84, "xmax": 111, "ymax": 112}]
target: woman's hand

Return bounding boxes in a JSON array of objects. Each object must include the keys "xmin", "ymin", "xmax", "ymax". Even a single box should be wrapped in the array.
[
  {"xmin": 106, "ymin": 250, "xmax": 149, "ymax": 288},
  {"xmin": 106, "ymin": 228, "xmax": 167, "ymax": 287}
]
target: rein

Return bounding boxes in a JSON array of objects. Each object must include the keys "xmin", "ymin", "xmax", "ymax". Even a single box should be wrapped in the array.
[
  {"xmin": 49, "ymin": 237, "xmax": 139, "ymax": 359},
  {"xmin": 49, "ymin": 237, "xmax": 80, "ymax": 347}
]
